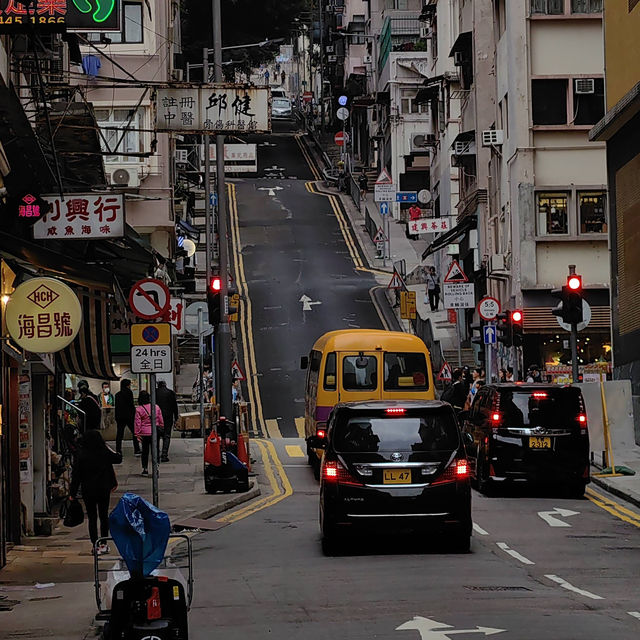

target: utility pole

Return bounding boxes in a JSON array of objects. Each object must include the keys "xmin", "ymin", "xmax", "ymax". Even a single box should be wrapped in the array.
[
  {"xmin": 318, "ymin": 2, "xmax": 324, "ymax": 133},
  {"xmin": 212, "ymin": 0, "xmax": 233, "ymax": 424},
  {"xmin": 203, "ymin": 48, "xmax": 212, "ymax": 288}
]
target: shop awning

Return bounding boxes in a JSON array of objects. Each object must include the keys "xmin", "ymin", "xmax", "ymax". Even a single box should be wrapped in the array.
[
  {"xmin": 57, "ymin": 288, "xmax": 117, "ymax": 381},
  {"xmin": 422, "ymin": 214, "xmax": 477, "ymax": 259},
  {"xmin": 449, "ymin": 31, "xmax": 472, "ymax": 58}
]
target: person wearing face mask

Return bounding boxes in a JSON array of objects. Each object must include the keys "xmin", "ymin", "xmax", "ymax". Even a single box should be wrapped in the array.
[{"xmin": 100, "ymin": 382, "xmax": 114, "ymax": 408}]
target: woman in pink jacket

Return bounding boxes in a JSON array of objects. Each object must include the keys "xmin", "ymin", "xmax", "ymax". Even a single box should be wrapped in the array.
[{"xmin": 134, "ymin": 390, "xmax": 164, "ymax": 476}]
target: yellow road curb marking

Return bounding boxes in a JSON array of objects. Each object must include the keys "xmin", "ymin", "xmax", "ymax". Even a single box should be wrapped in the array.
[
  {"xmin": 294, "ymin": 417, "xmax": 305, "ymax": 438},
  {"xmin": 586, "ymin": 487, "xmax": 640, "ymax": 528},
  {"xmin": 265, "ymin": 418, "xmax": 283, "ymax": 439},
  {"xmin": 370, "ymin": 286, "xmax": 392, "ymax": 331},
  {"xmin": 285, "ymin": 445, "xmax": 305, "ymax": 458}
]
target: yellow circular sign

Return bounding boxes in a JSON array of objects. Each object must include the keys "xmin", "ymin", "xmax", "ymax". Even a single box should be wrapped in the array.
[{"xmin": 6, "ymin": 277, "xmax": 82, "ymax": 353}]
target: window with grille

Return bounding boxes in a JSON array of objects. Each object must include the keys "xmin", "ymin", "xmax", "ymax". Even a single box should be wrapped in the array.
[
  {"xmin": 579, "ymin": 192, "xmax": 607, "ymax": 234},
  {"xmin": 95, "ymin": 108, "xmax": 144, "ymax": 163},
  {"xmin": 537, "ymin": 192, "xmax": 569, "ymax": 235},
  {"xmin": 571, "ymin": 0, "xmax": 603, "ymax": 12},
  {"xmin": 531, "ymin": 0, "xmax": 564, "ymax": 14}
]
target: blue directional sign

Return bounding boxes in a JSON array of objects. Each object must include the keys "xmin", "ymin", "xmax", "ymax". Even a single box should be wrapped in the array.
[
  {"xmin": 379, "ymin": 202, "xmax": 390, "ymax": 216},
  {"xmin": 338, "ymin": 95, "xmax": 348, "ymax": 106},
  {"xmin": 396, "ymin": 191, "xmax": 418, "ymax": 203},
  {"xmin": 483, "ymin": 325, "xmax": 497, "ymax": 345},
  {"xmin": 210, "ymin": 193, "xmax": 217, "ymax": 207}
]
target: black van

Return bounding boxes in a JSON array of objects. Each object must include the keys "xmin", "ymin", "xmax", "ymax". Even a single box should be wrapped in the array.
[
  {"xmin": 462, "ymin": 384, "xmax": 590, "ymax": 496},
  {"xmin": 315, "ymin": 400, "xmax": 473, "ymax": 553}
]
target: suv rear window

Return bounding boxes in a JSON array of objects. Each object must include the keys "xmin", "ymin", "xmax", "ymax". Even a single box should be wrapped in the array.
[
  {"xmin": 384, "ymin": 352, "xmax": 429, "ymax": 391},
  {"xmin": 499, "ymin": 388, "xmax": 582, "ymax": 428},
  {"xmin": 333, "ymin": 410, "xmax": 459, "ymax": 453}
]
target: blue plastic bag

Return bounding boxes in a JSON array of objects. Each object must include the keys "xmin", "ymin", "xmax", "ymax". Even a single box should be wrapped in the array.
[{"xmin": 108, "ymin": 493, "xmax": 171, "ymax": 577}]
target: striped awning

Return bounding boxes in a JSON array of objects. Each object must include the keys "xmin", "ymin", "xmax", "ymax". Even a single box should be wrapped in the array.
[
  {"xmin": 523, "ymin": 306, "xmax": 611, "ymax": 332},
  {"xmin": 57, "ymin": 289, "xmax": 116, "ymax": 380}
]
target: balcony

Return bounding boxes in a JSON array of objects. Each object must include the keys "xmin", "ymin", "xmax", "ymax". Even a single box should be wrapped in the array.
[{"xmin": 378, "ymin": 13, "xmax": 426, "ymax": 71}]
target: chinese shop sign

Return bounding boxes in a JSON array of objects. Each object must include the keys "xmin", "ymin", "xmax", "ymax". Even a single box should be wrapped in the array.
[
  {"xmin": 16, "ymin": 193, "xmax": 48, "ymax": 221},
  {"xmin": 0, "ymin": 0, "xmax": 120, "ymax": 33},
  {"xmin": 5, "ymin": 277, "xmax": 82, "ymax": 353},
  {"xmin": 155, "ymin": 85, "xmax": 271, "ymax": 134},
  {"xmin": 407, "ymin": 217, "xmax": 452, "ymax": 235},
  {"xmin": 33, "ymin": 193, "xmax": 125, "ymax": 239}
]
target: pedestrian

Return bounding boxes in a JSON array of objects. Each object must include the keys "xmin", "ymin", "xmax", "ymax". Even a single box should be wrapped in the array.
[
  {"xmin": 69, "ymin": 429, "xmax": 122, "ymax": 555},
  {"xmin": 499, "ymin": 368, "xmax": 507, "ymax": 382},
  {"xmin": 358, "ymin": 169, "xmax": 369, "ymax": 201},
  {"xmin": 156, "ymin": 381, "xmax": 179, "ymax": 463},
  {"xmin": 441, "ymin": 368, "xmax": 469, "ymax": 412},
  {"xmin": 425, "ymin": 266, "xmax": 440, "ymax": 311},
  {"xmin": 505, "ymin": 366, "xmax": 514, "ymax": 382},
  {"xmin": 264, "ymin": 69, "xmax": 270, "ymax": 86},
  {"xmin": 134, "ymin": 390, "xmax": 164, "ymax": 477},
  {"xmin": 114, "ymin": 379, "xmax": 140, "ymax": 457},
  {"xmin": 281, "ymin": 70, "xmax": 286, "ymax": 85},
  {"xmin": 77, "ymin": 381, "xmax": 102, "ymax": 432}
]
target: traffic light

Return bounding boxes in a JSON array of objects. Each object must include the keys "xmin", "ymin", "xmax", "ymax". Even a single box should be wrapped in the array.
[
  {"xmin": 470, "ymin": 321, "xmax": 485, "ymax": 361},
  {"xmin": 496, "ymin": 312, "xmax": 512, "ymax": 347},
  {"xmin": 511, "ymin": 310, "xmax": 523, "ymax": 347},
  {"xmin": 552, "ymin": 274, "xmax": 583, "ymax": 325},
  {"xmin": 207, "ymin": 275, "xmax": 222, "ymax": 322}
]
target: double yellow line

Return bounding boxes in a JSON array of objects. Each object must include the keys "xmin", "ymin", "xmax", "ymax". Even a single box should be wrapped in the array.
[
  {"xmin": 294, "ymin": 133, "xmax": 322, "ymax": 180},
  {"xmin": 586, "ymin": 487, "xmax": 640, "ymax": 529},
  {"xmin": 217, "ymin": 439, "xmax": 293, "ymax": 524},
  {"xmin": 227, "ymin": 182, "xmax": 266, "ymax": 438}
]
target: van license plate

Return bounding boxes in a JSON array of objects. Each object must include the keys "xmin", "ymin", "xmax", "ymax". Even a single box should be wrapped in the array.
[
  {"xmin": 529, "ymin": 437, "xmax": 551, "ymax": 449},
  {"xmin": 383, "ymin": 469, "xmax": 411, "ymax": 484}
]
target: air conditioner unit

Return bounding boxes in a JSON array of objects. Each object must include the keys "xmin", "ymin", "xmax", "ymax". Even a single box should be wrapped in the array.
[
  {"xmin": 42, "ymin": 39, "xmax": 69, "ymax": 85},
  {"xmin": 482, "ymin": 129, "xmax": 504, "ymax": 146},
  {"xmin": 172, "ymin": 68, "xmax": 184, "ymax": 81},
  {"xmin": 575, "ymin": 78, "xmax": 595, "ymax": 95},
  {"xmin": 108, "ymin": 167, "xmax": 141, "ymax": 188},
  {"xmin": 453, "ymin": 51, "xmax": 464, "ymax": 66},
  {"xmin": 420, "ymin": 25, "xmax": 429, "ymax": 39},
  {"xmin": 453, "ymin": 140, "xmax": 475, "ymax": 155},
  {"xmin": 175, "ymin": 149, "xmax": 188, "ymax": 165},
  {"xmin": 411, "ymin": 133, "xmax": 436, "ymax": 150},
  {"xmin": 488, "ymin": 253, "xmax": 507, "ymax": 273}
]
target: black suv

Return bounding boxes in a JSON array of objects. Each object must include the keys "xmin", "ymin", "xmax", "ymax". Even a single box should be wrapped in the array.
[
  {"xmin": 462, "ymin": 384, "xmax": 590, "ymax": 496},
  {"xmin": 314, "ymin": 400, "xmax": 473, "ymax": 553}
]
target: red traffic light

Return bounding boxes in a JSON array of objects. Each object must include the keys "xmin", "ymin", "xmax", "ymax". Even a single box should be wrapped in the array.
[
  {"xmin": 567, "ymin": 275, "xmax": 582, "ymax": 291},
  {"xmin": 210, "ymin": 276, "xmax": 222, "ymax": 292},
  {"xmin": 511, "ymin": 310, "xmax": 523, "ymax": 323}
]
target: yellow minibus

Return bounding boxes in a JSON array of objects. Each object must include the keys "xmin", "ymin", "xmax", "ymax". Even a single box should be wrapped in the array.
[{"xmin": 300, "ymin": 329, "xmax": 435, "ymax": 476}]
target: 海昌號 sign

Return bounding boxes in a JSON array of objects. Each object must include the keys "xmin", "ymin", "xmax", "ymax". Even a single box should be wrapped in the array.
[
  {"xmin": 33, "ymin": 193, "xmax": 125, "ymax": 239},
  {"xmin": 155, "ymin": 85, "xmax": 271, "ymax": 134}
]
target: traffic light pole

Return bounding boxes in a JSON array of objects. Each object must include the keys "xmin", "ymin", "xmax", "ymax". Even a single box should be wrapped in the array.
[
  {"xmin": 213, "ymin": 0, "xmax": 233, "ymax": 423},
  {"xmin": 571, "ymin": 323, "xmax": 579, "ymax": 383}
]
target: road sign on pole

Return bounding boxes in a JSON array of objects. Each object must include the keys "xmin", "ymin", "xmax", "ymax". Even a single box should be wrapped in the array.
[
  {"xmin": 129, "ymin": 278, "xmax": 171, "ymax": 320},
  {"xmin": 334, "ymin": 131, "xmax": 349, "ymax": 147},
  {"xmin": 231, "ymin": 360, "xmax": 246, "ymax": 381},
  {"xmin": 483, "ymin": 324, "xmax": 497, "ymax": 345},
  {"xmin": 400, "ymin": 290, "xmax": 417, "ymax": 319},
  {"xmin": 336, "ymin": 107, "xmax": 349, "ymax": 121},
  {"xmin": 395, "ymin": 191, "xmax": 418, "ymax": 203},
  {"xmin": 478, "ymin": 296, "xmax": 501, "ymax": 321},
  {"xmin": 130, "ymin": 323, "xmax": 173, "ymax": 374},
  {"xmin": 375, "ymin": 168, "xmax": 393, "ymax": 184},
  {"xmin": 444, "ymin": 260, "xmax": 468, "ymax": 283},
  {"xmin": 437, "ymin": 362, "xmax": 453, "ymax": 381},
  {"xmin": 387, "ymin": 271, "xmax": 405, "ymax": 289},
  {"xmin": 379, "ymin": 202, "xmax": 390, "ymax": 216}
]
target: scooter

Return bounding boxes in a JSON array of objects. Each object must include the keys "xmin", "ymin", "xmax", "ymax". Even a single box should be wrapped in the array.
[{"xmin": 203, "ymin": 416, "xmax": 250, "ymax": 493}]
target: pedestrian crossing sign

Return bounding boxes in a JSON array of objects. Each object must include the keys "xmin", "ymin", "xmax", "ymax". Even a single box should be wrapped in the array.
[
  {"xmin": 437, "ymin": 362, "xmax": 453, "ymax": 381},
  {"xmin": 387, "ymin": 270, "xmax": 405, "ymax": 289},
  {"xmin": 231, "ymin": 360, "xmax": 246, "ymax": 381},
  {"xmin": 444, "ymin": 260, "xmax": 468, "ymax": 283},
  {"xmin": 373, "ymin": 227, "xmax": 387, "ymax": 243}
]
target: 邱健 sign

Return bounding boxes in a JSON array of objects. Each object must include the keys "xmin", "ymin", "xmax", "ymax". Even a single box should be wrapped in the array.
[{"xmin": 155, "ymin": 85, "xmax": 271, "ymax": 134}]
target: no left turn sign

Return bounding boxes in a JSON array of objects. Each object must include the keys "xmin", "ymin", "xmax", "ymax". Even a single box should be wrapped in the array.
[{"xmin": 129, "ymin": 278, "xmax": 171, "ymax": 320}]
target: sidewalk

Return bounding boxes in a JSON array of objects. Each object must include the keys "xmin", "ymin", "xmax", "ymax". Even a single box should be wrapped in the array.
[
  {"xmin": 304, "ymin": 134, "xmax": 640, "ymax": 512},
  {"xmin": 0, "ymin": 436, "xmax": 259, "ymax": 640}
]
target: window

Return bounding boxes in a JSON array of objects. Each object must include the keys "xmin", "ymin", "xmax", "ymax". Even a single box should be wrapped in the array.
[
  {"xmin": 571, "ymin": 0, "xmax": 603, "ymax": 12},
  {"xmin": 384, "ymin": 353, "xmax": 429, "ymax": 391},
  {"xmin": 95, "ymin": 108, "xmax": 144, "ymax": 163},
  {"xmin": 531, "ymin": 0, "xmax": 564, "ymax": 14},
  {"xmin": 323, "ymin": 352, "xmax": 337, "ymax": 391},
  {"xmin": 579, "ymin": 191, "xmax": 607, "ymax": 234},
  {"xmin": 342, "ymin": 355, "xmax": 377, "ymax": 391},
  {"xmin": 537, "ymin": 192, "xmax": 569, "ymax": 235},
  {"xmin": 400, "ymin": 90, "xmax": 428, "ymax": 115},
  {"xmin": 88, "ymin": 2, "xmax": 143, "ymax": 44},
  {"xmin": 532, "ymin": 79, "xmax": 567, "ymax": 125},
  {"xmin": 573, "ymin": 78, "xmax": 605, "ymax": 125}
]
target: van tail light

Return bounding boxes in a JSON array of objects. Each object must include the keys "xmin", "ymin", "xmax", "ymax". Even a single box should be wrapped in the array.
[
  {"xmin": 432, "ymin": 458, "xmax": 470, "ymax": 484},
  {"xmin": 322, "ymin": 459, "xmax": 362, "ymax": 486},
  {"xmin": 147, "ymin": 586, "xmax": 162, "ymax": 620},
  {"xmin": 491, "ymin": 412, "xmax": 501, "ymax": 424},
  {"xmin": 315, "ymin": 423, "xmax": 327, "ymax": 440},
  {"xmin": 577, "ymin": 413, "xmax": 588, "ymax": 433}
]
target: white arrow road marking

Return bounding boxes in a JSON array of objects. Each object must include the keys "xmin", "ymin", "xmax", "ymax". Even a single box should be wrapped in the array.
[
  {"xmin": 396, "ymin": 616, "xmax": 505, "ymax": 639},
  {"xmin": 545, "ymin": 575, "xmax": 604, "ymax": 600},
  {"xmin": 473, "ymin": 523, "xmax": 489, "ymax": 536},
  {"xmin": 628, "ymin": 612, "xmax": 640, "ymax": 620},
  {"xmin": 299, "ymin": 294, "xmax": 321, "ymax": 312},
  {"xmin": 538, "ymin": 507, "xmax": 580, "ymax": 527},
  {"xmin": 496, "ymin": 542, "xmax": 535, "ymax": 565},
  {"xmin": 258, "ymin": 186, "xmax": 284, "ymax": 196}
]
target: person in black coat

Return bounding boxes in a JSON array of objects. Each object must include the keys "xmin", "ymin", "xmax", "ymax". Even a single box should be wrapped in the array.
[
  {"xmin": 69, "ymin": 429, "xmax": 122, "ymax": 554},
  {"xmin": 77, "ymin": 382, "xmax": 102, "ymax": 432},
  {"xmin": 114, "ymin": 379, "xmax": 140, "ymax": 456},
  {"xmin": 156, "ymin": 380, "xmax": 179, "ymax": 462}
]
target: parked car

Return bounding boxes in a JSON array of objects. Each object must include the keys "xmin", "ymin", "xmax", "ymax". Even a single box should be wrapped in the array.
[
  {"xmin": 272, "ymin": 97, "xmax": 293, "ymax": 118},
  {"xmin": 314, "ymin": 400, "xmax": 473, "ymax": 554},
  {"xmin": 462, "ymin": 383, "xmax": 590, "ymax": 496}
]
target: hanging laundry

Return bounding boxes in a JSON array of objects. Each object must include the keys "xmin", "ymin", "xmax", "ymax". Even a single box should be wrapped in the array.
[{"xmin": 82, "ymin": 55, "xmax": 101, "ymax": 78}]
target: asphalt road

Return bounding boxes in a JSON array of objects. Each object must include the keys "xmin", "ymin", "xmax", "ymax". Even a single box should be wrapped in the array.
[{"xmin": 187, "ymin": 125, "xmax": 640, "ymax": 639}]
